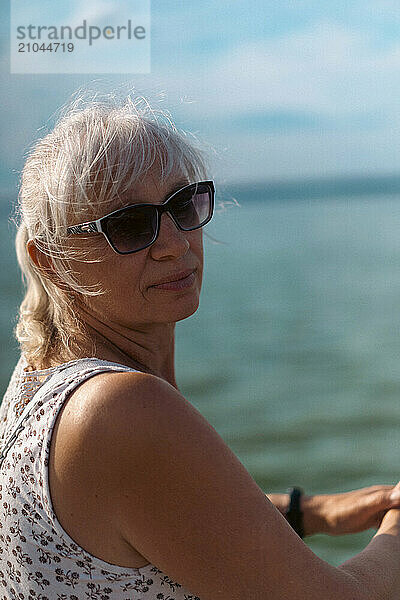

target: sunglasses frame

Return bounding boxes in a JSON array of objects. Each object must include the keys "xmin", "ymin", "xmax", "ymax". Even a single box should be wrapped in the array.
[{"xmin": 66, "ymin": 180, "xmax": 215, "ymax": 255}]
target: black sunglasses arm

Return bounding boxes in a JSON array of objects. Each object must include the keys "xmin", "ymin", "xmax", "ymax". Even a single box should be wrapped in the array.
[{"xmin": 66, "ymin": 220, "xmax": 102, "ymax": 236}]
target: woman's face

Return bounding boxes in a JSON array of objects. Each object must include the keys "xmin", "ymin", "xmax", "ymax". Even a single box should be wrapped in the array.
[{"xmin": 73, "ymin": 168, "xmax": 205, "ymax": 329}]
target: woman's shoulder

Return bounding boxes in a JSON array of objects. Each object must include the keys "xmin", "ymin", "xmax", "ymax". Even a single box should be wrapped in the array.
[
  {"xmin": 56, "ymin": 367, "xmax": 222, "ymax": 498},
  {"xmin": 55, "ymin": 368, "xmax": 195, "ymax": 451},
  {"xmin": 65, "ymin": 368, "xmax": 203, "ymax": 442}
]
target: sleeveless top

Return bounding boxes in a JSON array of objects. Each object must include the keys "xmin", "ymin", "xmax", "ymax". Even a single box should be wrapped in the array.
[{"xmin": 0, "ymin": 354, "xmax": 201, "ymax": 600}]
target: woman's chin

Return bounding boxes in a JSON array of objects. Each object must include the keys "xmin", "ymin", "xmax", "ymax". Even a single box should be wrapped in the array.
[
  {"xmin": 162, "ymin": 293, "xmax": 201, "ymax": 322},
  {"xmin": 176, "ymin": 302, "xmax": 200, "ymax": 322}
]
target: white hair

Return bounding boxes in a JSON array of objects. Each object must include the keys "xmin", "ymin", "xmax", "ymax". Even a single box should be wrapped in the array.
[{"xmin": 11, "ymin": 89, "xmax": 210, "ymax": 369}]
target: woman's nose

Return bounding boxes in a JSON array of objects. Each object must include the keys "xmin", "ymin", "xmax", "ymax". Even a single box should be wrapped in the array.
[{"xmin": 149, "ymin": 212, "xmax": 190, "ymax": 260}]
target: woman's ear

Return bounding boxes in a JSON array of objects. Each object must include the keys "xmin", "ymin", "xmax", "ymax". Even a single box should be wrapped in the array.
[
  {"xmin": 26, "ymin": 239, "xmax": 76, "ymax": 295},
  {"xmin": 26, "ymin": 239, "xmax": 57, "ymax": 282}
]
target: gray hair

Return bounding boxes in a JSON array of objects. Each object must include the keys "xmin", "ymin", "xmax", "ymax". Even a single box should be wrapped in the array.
[{"xmin": 12, "ymin": 91, "xmax": 210, "ymax": 369}]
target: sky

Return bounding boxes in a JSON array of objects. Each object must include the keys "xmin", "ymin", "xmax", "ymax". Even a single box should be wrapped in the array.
[{"xmin": 2, "ymin": 0, "xmax": 400, "ymax": 194}]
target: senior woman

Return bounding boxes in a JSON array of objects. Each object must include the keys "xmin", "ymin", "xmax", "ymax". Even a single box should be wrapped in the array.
[{"xmin": 1, "ymin": 96, "xmax": 400, "ymax": 600}]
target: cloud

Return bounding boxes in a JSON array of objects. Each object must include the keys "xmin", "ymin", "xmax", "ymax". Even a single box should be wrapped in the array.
[
  {"xmin": 3, "ymin": 11, "xmax": 400, "ymax": 183},
  {"xmin": 157, "ymin": 19, "xmax": 400, "ymax": 125},
  {"xmin": 68, "ymin": 1, "xmax": 123, "ymax": 26}
]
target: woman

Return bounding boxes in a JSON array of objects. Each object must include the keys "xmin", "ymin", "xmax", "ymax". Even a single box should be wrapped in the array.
[{"xmin": 1, "ymin": 94, "xmax": 399, "ymax": 599}]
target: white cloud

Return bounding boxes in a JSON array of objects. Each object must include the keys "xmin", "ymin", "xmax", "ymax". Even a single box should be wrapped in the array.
[
  {"xmin": 146, "ymin": 19, "xmax": 400, "ymax": 180},
  {"xmin": 157, "ymin": 20, "xmax": 400, "ymax": 122},
  {"xmin": 4, "ymin": 15, "xmax": 400, "ymax": 183},
  {"xmin": 68, "ymin": 0, "xmax": 128, "ymax": 26}
]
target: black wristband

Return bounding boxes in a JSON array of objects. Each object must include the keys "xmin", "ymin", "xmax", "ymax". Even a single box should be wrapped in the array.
[{"xmin": 285, "ymin": 486, "xmax": 305, "ymax": 539}]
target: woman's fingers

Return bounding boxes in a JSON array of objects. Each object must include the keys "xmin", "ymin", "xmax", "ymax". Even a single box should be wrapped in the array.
[
  {"xmin": 363, "ymin": 484, "xmax": 400, "ymax": 508},
  {"xmin": 320, "ymin": 483, "xmax": 400, "ymax": 536},
  {"xmin": 367, "ymin": 482, "xmax": 400, "ymax": 529},
  {"xmin": 389, "ymin": 481, "xmax": 400, "ymax": 503}
]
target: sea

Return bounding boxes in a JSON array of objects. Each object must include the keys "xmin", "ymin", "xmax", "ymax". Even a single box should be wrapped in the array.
[{"xmin": 1, "ymin": 178, "xmax": 400, "ymax": 568}]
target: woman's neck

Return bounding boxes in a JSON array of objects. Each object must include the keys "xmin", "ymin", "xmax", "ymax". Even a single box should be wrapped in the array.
[
  {"xmin": 24, "ymin": 296, "xmax": 179, "ymax": 390},
  {"xmin": 26, "ymin": 324, "xmax": 178, "ymax": 391}
]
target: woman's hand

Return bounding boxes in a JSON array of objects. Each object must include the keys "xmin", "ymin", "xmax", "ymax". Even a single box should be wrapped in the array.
[
  {"xmin": 266, "ymin": 482, "xmax": 400, "ymax": 536},
  {"xmin": 315, "ymin": 483, "xmax": 400, "ymax": 536}
]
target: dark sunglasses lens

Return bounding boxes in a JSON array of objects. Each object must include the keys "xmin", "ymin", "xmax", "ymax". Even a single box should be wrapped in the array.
[
  {"xmin": 105, "ymin": 205, "xmax": 157, "ymax": 253},
  {"xmin": 169, "ymin": 183, "xmax": 212, "ymax": 229}
]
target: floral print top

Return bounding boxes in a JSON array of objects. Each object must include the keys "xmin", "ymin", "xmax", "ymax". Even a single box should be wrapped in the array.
[{"xmin": 0, "ymin": 354, "xmax": 201, "ymax": 600}]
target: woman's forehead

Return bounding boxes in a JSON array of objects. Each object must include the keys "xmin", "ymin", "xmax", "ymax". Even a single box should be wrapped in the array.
[{"xmin": 120, "ymin": 176, "xmax": 190, "ymax": 205}]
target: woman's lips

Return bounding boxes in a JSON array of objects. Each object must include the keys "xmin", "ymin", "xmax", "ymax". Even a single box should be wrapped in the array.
[{"xmin": 151, "ymin": 270, "xmax": 196, "ymax": 291}]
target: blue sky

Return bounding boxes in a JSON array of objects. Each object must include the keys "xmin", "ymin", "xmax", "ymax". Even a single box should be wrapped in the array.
[{"xmin": 2, "ymin": 0, "xmax": 400, "ymax": 192}]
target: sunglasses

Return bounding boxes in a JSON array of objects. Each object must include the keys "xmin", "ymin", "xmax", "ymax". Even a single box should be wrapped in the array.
[{"xmin": 66, "ymin": 180, "xmax": 215, "ymax": 255}]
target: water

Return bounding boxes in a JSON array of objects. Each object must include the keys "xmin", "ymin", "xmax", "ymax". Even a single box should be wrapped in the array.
[{"xmin": 1, "ymin": 191, "xmax": 400, "ymax": 567}]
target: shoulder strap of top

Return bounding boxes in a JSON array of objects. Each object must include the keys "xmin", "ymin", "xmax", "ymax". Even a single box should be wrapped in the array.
[{"xmin": 0, "ymin": 357, "xmax": 138, "ymax": 467}]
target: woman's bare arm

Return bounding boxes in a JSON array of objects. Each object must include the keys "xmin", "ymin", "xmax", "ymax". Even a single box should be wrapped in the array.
[{"xmin": 70, "ymin": 371, "xmax": 400, "ymax": 600}]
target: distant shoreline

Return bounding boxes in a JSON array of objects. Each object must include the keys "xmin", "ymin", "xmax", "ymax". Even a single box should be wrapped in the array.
[{"xmin": 226, "ymin": 172, "xmax": 400, "ymax": 202}]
